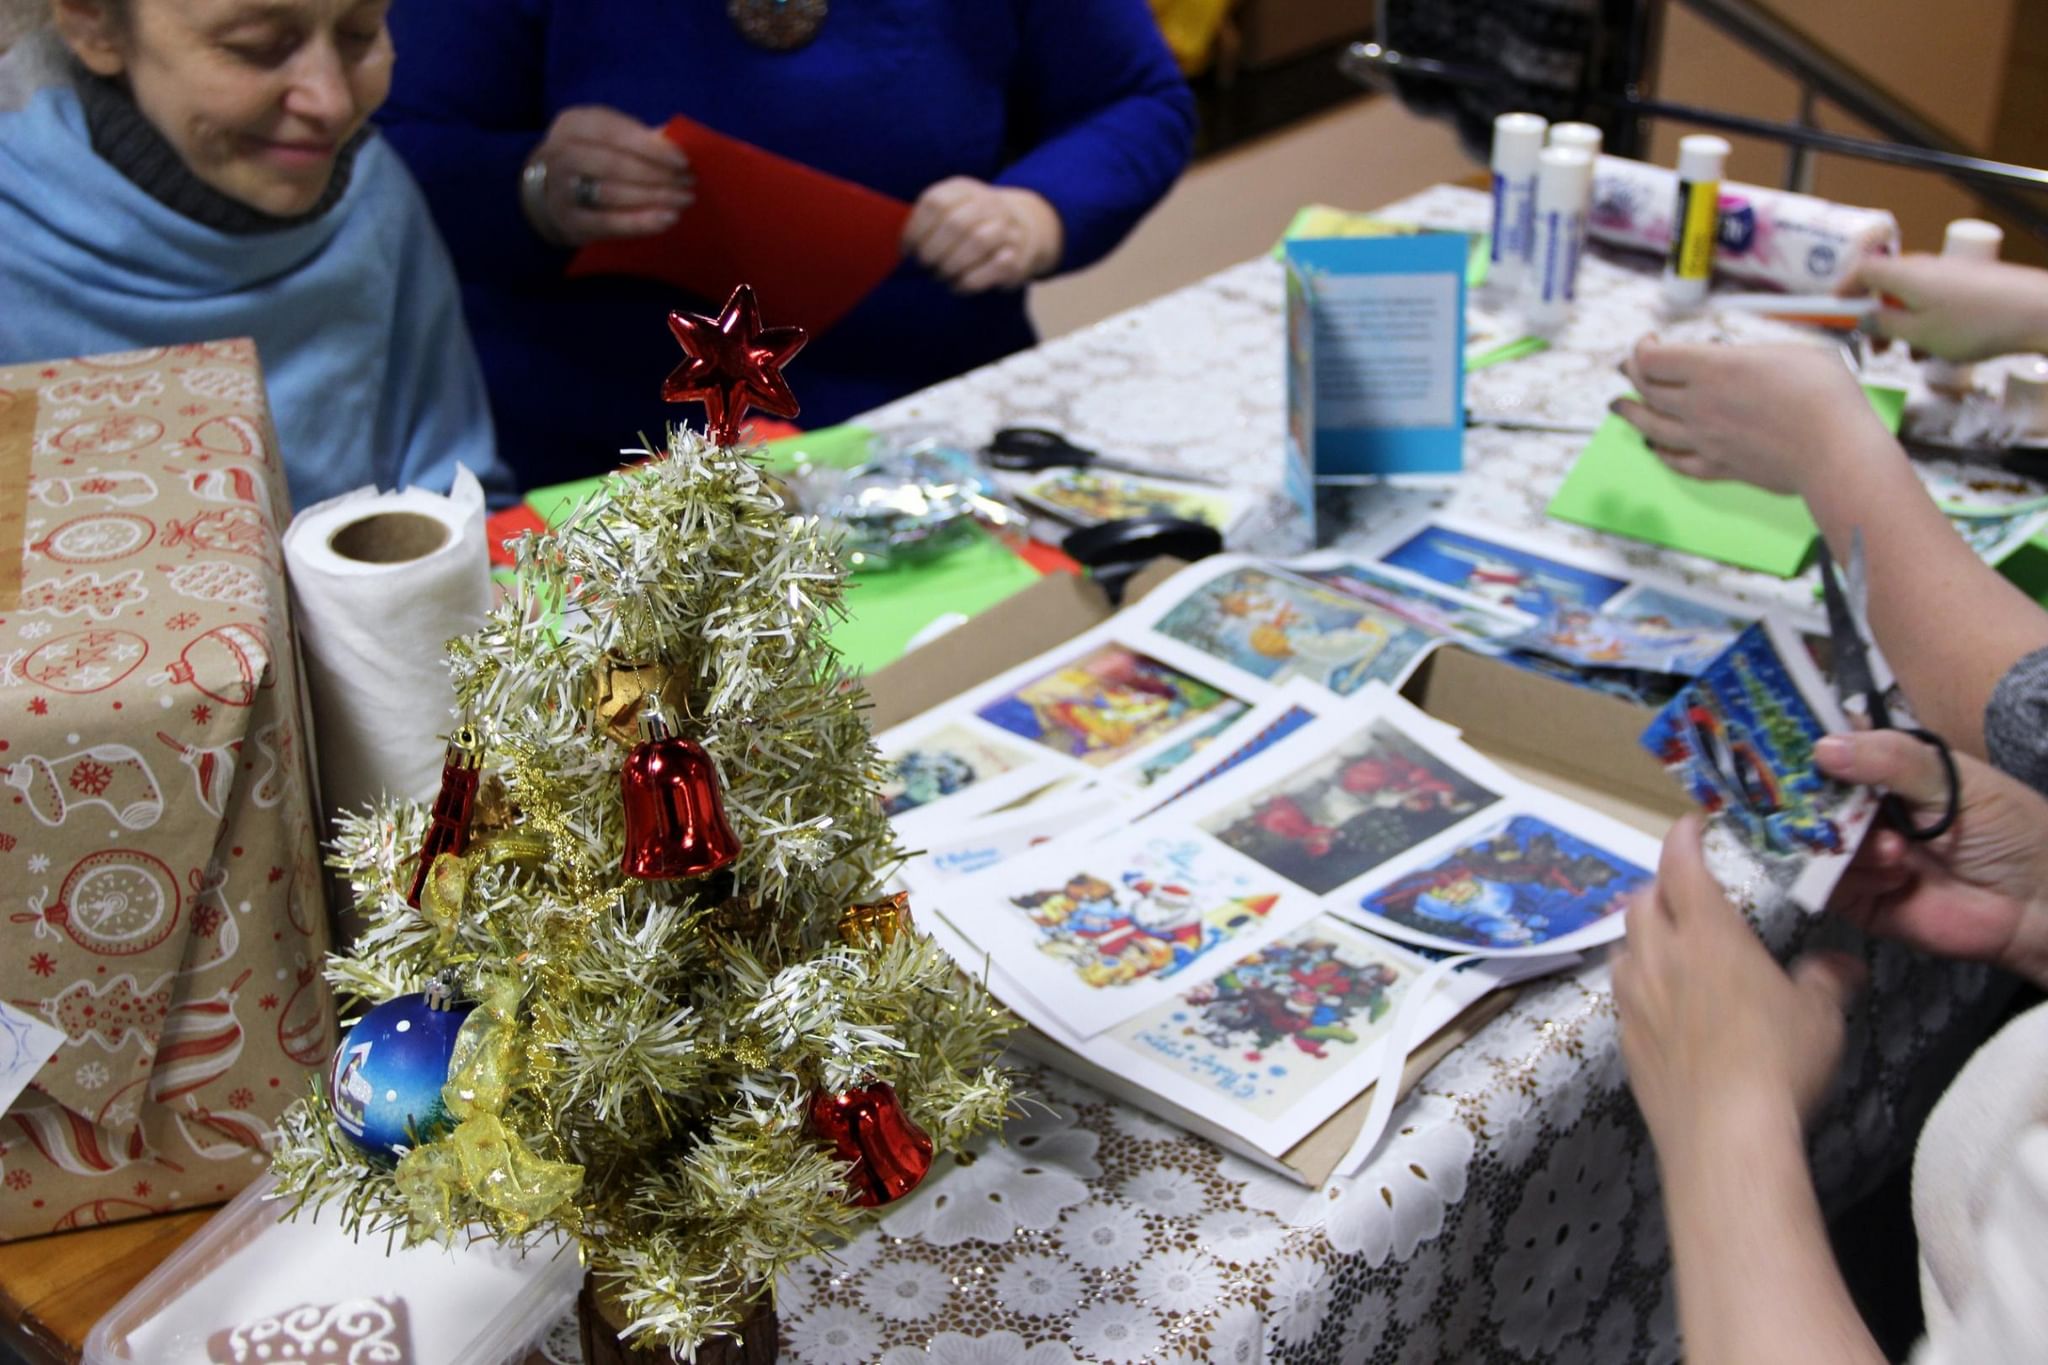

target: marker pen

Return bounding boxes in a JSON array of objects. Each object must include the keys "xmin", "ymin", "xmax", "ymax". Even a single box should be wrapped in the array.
[
  {"xmin": 1662, "ymin": 134, "xmax": 1730, "ymax": 309},
  {"xmin": 1527, "ymin": 146, "xmax": 1593, "ymax": 333},
  {"xmin": 1489, "ymin": 112, "xmax": 1548, "ymax": 294},
  {"xmin": 1925, "ymin": 218, "xmax": 2004, "ymax": 395}
]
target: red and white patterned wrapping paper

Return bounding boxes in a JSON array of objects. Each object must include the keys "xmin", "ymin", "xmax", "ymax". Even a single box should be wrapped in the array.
[{"xmin": 0, "ymin": 342, "xmax": 333, "ymax": 1240}]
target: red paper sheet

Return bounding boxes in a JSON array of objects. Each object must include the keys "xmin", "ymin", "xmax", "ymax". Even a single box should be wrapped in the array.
[{"xmin": 568, "ymin": 116, "xmax": 911, "ymax": 335}]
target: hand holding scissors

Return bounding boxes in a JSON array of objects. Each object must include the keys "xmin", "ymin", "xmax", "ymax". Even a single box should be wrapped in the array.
[{"xmin": 1818, "ymin": 536, "xmax": 1959, "ymax": 840}]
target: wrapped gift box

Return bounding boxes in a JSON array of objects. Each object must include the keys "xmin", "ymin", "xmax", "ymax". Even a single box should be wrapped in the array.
[{"xmin": 0, "ymin": 343, "xmax": 333, "ymax": 1240}]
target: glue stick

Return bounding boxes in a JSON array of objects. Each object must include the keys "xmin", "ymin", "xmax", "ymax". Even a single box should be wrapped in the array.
[
  {"xmin": 1489, "ymin": 113, "xmax": 1548, "ymax": 294},
  {"xmin": 1662, "ymin": 134, "xmax": 1730, "ymax": 309},
  {"xmin": 1925, "ymin": 218, "xmax": 2004, "ymax": 395},
  {"xmin": 1527, "ymin": 146, "xmax": 1593, "ymax": 334},
  {"xmin": 1548, "ymin": 122, "xmax": 1603, "ymax": 160}
]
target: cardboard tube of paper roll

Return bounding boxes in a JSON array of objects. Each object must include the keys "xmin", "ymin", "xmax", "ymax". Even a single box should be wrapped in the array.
[{"xmin": 283, "ymin": 468, "xmax": 490, "ymax": 828}]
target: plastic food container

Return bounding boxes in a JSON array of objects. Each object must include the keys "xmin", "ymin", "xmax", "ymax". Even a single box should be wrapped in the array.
[{"xmin": 85, "ymin": 1172, "xmax": 581, "ymax": 1364}]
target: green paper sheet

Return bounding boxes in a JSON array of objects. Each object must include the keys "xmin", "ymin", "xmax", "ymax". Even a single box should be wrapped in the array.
[
  {"xmin": 1546, "ymin": 385, "xmax": 1907, "ymax": 578},
  {"xmin": 1998, "ymin": 535, "xmax": 2048, "ymax": 607},
  {"xmin": 520, "ymin": 427, "xmax": 1041, "ymax": 673},
  {"xmin": 831, "ymin": 523, "xmax": 1044, "ymax": 673},
  {"xmin": 760, "ymin": 423, "xmax": 874, "ymax": 475}
]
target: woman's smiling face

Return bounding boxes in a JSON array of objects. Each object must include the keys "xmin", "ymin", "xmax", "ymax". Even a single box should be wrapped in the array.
[{"xmin": 57, "ymin": 0, "xmax": 395, "ymax": 216}]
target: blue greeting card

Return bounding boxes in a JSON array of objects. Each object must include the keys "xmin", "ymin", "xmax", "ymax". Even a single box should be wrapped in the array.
[{"xmin": 1283, "ymin": 233, "xmax": 1468, "ymax": 499}]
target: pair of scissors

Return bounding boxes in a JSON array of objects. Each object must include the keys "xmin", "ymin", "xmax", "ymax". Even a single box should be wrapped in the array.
[
  {"xmin": 982, "ymin": 426, "xmax": 1230, "ymax": 487},
  {"xmin": 1817, "ymin": 536, "xmax": 1958, "ymax": 839}
]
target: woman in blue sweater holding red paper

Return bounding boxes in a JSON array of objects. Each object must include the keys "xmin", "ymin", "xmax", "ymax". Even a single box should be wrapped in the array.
[{"xmin": 377, "ymin": 0, "xmax": 1196, "ymax": 484}]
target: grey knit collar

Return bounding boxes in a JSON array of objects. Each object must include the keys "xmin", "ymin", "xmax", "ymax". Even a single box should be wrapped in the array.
[{"xmin": 72, "ymin": 67, "xmax": 364, "ymax": 235}]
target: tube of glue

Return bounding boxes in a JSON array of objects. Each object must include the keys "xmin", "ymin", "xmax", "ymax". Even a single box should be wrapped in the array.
[
  {"xmin": 1925, "ymin": 218, "xmax": 2004, "ymax": 395},
  {"xmin": 1488, "ymin": 112, "xmax": 1548, "ymax": 295},
  {"xmin": 1662, "ymin": 134, "xmax": 1730, "ymax": 309},
  {"xmin": 1527, "ymin": 146, "xmax": 1593, "ymax": 334}
]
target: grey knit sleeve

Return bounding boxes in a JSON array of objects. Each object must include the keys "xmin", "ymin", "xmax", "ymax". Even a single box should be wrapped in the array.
[{"xmin": 1985, "ymin": 645, "xmax": 2048, "ymax": 795}]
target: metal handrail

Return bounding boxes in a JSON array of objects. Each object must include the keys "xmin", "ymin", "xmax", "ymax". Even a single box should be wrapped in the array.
[{"xmin": 1347, "ymin": 0, "xmax": 2048, "ymax": 241}]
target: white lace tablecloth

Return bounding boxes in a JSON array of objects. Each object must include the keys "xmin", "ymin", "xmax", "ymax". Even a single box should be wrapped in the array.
[{"xmin": 541, "ymin": 186, "xmax": 2009, "ymax": 1365}]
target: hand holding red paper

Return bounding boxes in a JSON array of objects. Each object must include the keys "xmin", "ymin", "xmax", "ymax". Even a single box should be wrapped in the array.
[
  {"xmin": 524, "ymin": 106, "xmax": 697, "ymax": 246},
  {"xmin": 569, "ymin": 115, "xmax": 912, "ymax": 334}
]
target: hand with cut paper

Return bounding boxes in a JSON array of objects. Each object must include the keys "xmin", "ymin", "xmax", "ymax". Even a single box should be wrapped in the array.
[
  {"xmin": 1853, "ymin": 254, "xmax": 2048, "ymax": 364},
  {"xmin": 1818, "ymin": 729, "xmax": 2048, "ymax": 990},
  {"xmin": 1613, "ymin": 339, "xmax": 1888, "ymax": 496}
]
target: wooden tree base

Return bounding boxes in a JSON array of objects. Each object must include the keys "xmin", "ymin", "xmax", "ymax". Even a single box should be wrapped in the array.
[{"xmin": 577, "ymin": 1274, "xmax": 778, "ymax": 1364}]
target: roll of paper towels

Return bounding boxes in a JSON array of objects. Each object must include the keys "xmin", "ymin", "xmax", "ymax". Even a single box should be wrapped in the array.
[{"xmin": 283, "ymin": 468, "xmax": 490, "ymax": 825}]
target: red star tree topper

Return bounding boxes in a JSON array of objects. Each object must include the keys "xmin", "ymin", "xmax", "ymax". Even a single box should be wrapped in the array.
[{"xmin": 662, "ymin": 284, "xmax": 807, "ymax": 446}]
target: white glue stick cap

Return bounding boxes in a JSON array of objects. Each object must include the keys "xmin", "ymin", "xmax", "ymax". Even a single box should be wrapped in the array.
[
  {"xmin": 1676, "ymin": 134, "xmax": 1731, "ymax": 181},
  {"xmin": 1942, "ymin": 218, "xmax": 2003, "ymax": 261},
  {"xmin": 1536, "ymin": 145, "xmax": 1594, "ymax": 201},
  {"xmin": 1492, "ymin": 113, "xmax": 1548, "ymax": 173},
  {"xmin": 1548, "ymin": 122, "xmax": 1603, "ymax": 158}
]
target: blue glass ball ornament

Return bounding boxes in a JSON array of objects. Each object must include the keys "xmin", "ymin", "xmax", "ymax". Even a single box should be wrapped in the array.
[{"xmin": 326, "ymin": 991, "xmax": 475, "ymax": 1165}]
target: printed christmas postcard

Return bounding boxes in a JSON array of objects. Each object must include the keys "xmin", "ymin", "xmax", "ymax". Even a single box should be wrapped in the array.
[
  {"xmin": 1376, "ymin": 520, "xmax": 1630, "ymax": 617},
  {"xmin": 878, "ymin": 721, "xmax": 1039, "ymax": 819},
  {"xmin": 973, "ymin": 639, "xmax": 1239, "ymax": 771},
  {"xmin": 1297, "ymin": 556, "xmax": 1533, "ymax": 646},
  {"xmin": 1145, "ymin": 560, "xmax": 1453, "ymax": 696},
  {"xmin": 1090, "ymin": 915, "xmax": 1462, "ymax": 1154},
  {"xmin": 1198, "ymin": 718, "xmax": 1503, "ymax": 895},
  {"xmin": 1640, "ymin": 617, "xmax": 1881, "ymax": 911},
  {"xmin": 1344, "ymin": 811, "xmax": 1654, "ymax": 954},
  {"xmin": 938, "ymin": 826, "xmax": 1319, "ymax": 1038}
]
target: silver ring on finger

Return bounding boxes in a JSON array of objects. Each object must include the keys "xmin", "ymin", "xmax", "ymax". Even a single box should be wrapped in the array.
[{"xmin": 572, "ymin": 174, "xmax": 602, "ymax": 210}]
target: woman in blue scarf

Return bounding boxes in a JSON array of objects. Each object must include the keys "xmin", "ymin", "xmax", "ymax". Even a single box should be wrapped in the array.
[{"xmin": 0, "ymin": 0, "xmax": 512, "ymax": 510}]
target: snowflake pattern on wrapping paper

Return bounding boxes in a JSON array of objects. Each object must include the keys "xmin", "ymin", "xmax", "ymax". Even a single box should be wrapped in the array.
[
  {"xmin": 67, "ymin": 760, "xmax": 112, "ymax": 796},
  {"xmin": 3, "ymin": 1171, "xmax": 29, "ymax": 1191},
  {"xmin": 27, "ymin": 953, "xmax": 55, "ymax": 978}
]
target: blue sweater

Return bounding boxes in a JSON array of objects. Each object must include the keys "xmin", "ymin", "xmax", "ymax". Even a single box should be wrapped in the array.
[
  {"xmin": 379, "ymin": 0, "xmax": 1195, "ymax": 485},
  {"xmin": 0, "ymin": 85, "xmax": 512, "ymax": 511}
]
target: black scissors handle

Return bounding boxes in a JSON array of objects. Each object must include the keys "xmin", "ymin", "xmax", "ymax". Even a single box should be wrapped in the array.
[
  {"xmin": 1883, "ymin": 727, "xmax": 1960, "ymax": 842},
  {"xmin": 1817, "ymin": 542, "xmax": 1956, "ymax": 840},
  {"xmin": 984, "ymin": 425, "xmax": 1093, "ymax": 473}
]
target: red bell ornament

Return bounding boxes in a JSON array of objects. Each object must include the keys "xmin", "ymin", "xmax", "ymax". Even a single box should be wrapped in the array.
[
  {"xmin": 406, "ymin": 727, "xmax": 483, "ymax": 909},
  {"xmin": 619, "ymin": 710, "xmax": 741, "ymax": 880},
  {"xmin": 808, "ymin": 1080, "xmax": 934, "ymax": 1207}
]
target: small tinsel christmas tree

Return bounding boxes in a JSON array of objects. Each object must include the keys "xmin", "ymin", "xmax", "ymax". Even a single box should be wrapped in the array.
[{"xmin": 271, "ymin": 287, "xmax": 1015, "ymax": 1360}]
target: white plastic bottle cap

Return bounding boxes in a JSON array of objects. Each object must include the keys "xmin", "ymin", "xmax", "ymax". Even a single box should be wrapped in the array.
[
  {"xmin": 2004, "ymin": 359, "xmax": 2048, "ymax": 437},
  {"xmin": 1548, "ymin": 122, "xmax": 1603, "ymax": 158},
  {"xmin": 1536, "ymin": 145, "xmax": 1594, "ymax": 203},
  {"xmin": 1676, "ymin": 134, "xmax": 1731, "ymax": 182},
  {"xmin": 1942, "ymin": 218, "xmax": 2003, "ymax": 261},
  {"xmin": 1491, "ymin": 112, "xmax": 1549, "ymax": 173}
]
